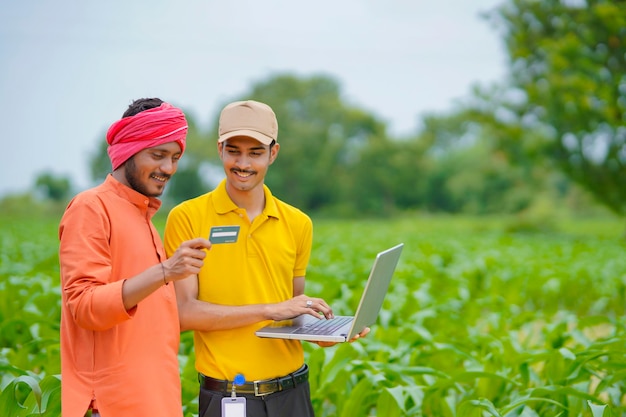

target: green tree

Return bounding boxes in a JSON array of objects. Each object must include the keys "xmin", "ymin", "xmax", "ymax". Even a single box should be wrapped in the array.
[
  {"xmin": 490, "ymin": 0, "xmax": 626, "ymax": 215},
  {"xmin": 409, "ymin": 109, "xmax": 540, "ymax": 214},
  {"xmin": 35, "ymin": 172, "xmax": 72, "ymax": 202},
  {"xmin": 89, "ymin": 139, "xmax": 110, "ymax": 183}
]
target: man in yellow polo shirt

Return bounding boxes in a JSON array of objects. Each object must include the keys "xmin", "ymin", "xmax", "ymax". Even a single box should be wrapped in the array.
[{"xmin": 164, "ymin": 100, "xmax": 367, "ymax": 417}]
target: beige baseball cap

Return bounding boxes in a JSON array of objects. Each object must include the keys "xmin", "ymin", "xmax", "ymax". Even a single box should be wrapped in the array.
[{"xmin": 218, "ymin": 100, "xmax": 278, "ymax": 145}]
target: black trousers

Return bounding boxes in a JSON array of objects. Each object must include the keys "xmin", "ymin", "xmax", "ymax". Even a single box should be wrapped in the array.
[{"xmin": 199, "ymin": 380, "xmax": 315, "ymax": 417}]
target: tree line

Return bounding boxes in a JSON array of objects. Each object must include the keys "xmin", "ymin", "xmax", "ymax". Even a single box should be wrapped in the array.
[{"xmin": 29, "ymin": 0, "xmax": 625, "ymax": 221}]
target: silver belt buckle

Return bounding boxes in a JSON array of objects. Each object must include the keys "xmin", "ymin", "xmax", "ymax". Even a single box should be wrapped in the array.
[
  {"xmin": 254, "ymin": 379, "xmax": 281, "ymax": 397},
  {"xmin": 254, "ymin": 380, "xmax": 268, "ymax": 397}
]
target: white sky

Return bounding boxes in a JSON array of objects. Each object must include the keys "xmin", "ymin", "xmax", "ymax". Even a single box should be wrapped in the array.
[{"xmin": 0, "ymin": 0, "xmax": 506, "ymax": 196}]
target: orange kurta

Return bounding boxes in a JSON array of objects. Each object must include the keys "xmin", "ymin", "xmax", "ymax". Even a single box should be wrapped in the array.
[{"xmin": 59, "ymin": 175, "xmax": 182, "ymax": 417}]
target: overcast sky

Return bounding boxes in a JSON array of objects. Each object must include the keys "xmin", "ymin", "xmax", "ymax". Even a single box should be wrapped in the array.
[{"xmin": 0, "ymin": 0, "xmax": 507, "ymax": 196}]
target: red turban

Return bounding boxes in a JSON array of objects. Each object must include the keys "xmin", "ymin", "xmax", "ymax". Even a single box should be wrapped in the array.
[{"xmin": 106, "ymin": 103, "xmax": 188, "ymax": 170}]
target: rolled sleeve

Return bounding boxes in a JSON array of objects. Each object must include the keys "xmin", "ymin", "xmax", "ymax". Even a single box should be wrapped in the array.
[{"xmin": 65, "ymin": 278, "xmax": 132, "ymax": 331}]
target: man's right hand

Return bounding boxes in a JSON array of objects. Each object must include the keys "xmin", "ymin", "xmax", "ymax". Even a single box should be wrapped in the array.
[
  {"xmin": 269, "ymin": 294, "xmax": 334, "ymax": 321},
  {"xmin": 163, "ymin": 238, "xmax": 211, "ymax": 283}
]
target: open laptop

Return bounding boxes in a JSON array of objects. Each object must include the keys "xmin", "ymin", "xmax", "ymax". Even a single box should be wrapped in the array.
[{"xmin": 255, "ymin": 243, "xmax": 404, "ymax": 343}]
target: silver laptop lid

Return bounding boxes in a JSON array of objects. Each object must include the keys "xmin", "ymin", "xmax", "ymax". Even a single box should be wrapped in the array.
[{"xmin": 346, "ymin": 243, "xmax": 403, "ymax": 339}]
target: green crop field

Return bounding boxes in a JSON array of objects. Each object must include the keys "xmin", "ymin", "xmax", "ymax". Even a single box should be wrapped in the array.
[{"xmin": 1, "ymin": 213, "xmax": 625, "ymax": 416}]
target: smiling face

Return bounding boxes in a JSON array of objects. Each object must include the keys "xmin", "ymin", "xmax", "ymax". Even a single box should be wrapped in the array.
[
  {"xmin": 218, "ymin": 136, "xmax": 279, "ymax": 194},
  {"xmin": 118, "ymin": 141, "xmax": 182, "ymax": 197}
]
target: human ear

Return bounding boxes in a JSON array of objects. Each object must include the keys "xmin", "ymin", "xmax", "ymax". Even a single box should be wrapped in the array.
[{"xmin": 269, "ymin": 143, "xmax": 280, "ymax": 164}]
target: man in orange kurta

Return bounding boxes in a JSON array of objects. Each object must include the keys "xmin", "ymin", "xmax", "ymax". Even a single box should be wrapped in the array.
[{"xmin": 59, "ymin": 98, "xmax": 211, "ymax": 417}]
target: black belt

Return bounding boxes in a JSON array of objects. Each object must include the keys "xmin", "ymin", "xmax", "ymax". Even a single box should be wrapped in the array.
[{"xmin": 199, "ymin": 365, "xmax": 308, "ymax": 397}]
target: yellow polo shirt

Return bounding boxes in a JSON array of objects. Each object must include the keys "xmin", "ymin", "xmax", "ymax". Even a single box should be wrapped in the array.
[{"xmin": 164, "ymin": 180, "xmax": 312, "ymax": 381}]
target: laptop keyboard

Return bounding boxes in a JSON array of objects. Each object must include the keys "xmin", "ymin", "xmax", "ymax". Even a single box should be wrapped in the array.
[{"xmin": 294, "ymin": 316, "xmax": 353, "ymax": 335}]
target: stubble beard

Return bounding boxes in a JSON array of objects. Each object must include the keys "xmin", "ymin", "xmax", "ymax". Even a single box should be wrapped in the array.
[{"xmin": 125, "ymin": 158, "xmax": 164, "ymax": 197}]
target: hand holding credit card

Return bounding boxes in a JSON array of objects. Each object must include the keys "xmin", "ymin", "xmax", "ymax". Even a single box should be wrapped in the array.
[{"xmin": 209, "ymin": 225, "xmax": 240, "ymax": 244}]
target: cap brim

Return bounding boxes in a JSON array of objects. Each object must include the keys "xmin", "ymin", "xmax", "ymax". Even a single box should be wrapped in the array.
[{"xmin": 218, "ymin": 129, "xmax": 275, "ymax": 145}]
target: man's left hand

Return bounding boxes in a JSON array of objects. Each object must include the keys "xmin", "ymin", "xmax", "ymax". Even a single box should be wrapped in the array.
[{"xmin": 314, "ymin": 327, "xmax": 371, "ymax": 348}]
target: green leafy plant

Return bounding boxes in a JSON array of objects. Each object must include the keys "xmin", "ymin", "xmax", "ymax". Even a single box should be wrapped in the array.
[
  {"xmin": 0, "ymin": 374, "xmax": 61, "ymax": 417},
  {"xmin": 1, "ymin": 214, "xmax": 625, "ymax": 416}
]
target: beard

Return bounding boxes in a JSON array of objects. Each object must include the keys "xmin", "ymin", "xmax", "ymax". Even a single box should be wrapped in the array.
[{"xmin": 124, "ymin": 157, "xmax": 166, "ymax": 197}]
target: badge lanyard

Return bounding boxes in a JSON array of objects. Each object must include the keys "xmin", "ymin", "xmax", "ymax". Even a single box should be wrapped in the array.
[{"xmin": 221, "ymin": 374, "xmax": 246, "ymax": 417}]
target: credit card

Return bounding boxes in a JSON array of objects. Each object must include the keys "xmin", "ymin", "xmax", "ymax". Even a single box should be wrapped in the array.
[{"xmin": 209, "ymin": 225, "xmax": 240, "ymax": 244}]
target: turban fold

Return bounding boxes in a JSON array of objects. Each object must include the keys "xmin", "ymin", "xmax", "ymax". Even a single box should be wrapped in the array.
[{"xmin": 106, "ymin": 103, "xmax": 188, "ymax": 170}]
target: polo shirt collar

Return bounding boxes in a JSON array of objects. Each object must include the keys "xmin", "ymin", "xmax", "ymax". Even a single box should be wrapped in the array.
[{"xmin": 213, "ymin": 179, "xmax": 280, "ymax": 219}]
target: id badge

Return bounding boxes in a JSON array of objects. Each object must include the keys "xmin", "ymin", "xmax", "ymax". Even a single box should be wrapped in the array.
[
  {"xmin": 221, "ymin": 396, "xmax": 246, "ymax": 417},
  {"xmin": 210, "ymin": 225, "xmax": 240, "ymax": 244}
]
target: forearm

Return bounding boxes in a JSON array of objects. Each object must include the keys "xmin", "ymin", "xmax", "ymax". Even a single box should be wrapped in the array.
[
  {"xmin": 178, "ymin": 300, "xmax": 273, "ymax": 332},
  {"xmin": 121, "ymin": 263, "xmax": 167, "ymax": 310}
]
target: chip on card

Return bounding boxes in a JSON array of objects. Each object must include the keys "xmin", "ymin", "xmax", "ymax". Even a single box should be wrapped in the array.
[{"xmin": 209, "ymin": 225, "xmax": 240, "ymax": 244}]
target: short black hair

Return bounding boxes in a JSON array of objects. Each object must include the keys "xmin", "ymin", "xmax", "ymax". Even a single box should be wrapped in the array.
[{"xmin": 122, "ymin": 98, "xmax": 164, "ymax": 118}]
